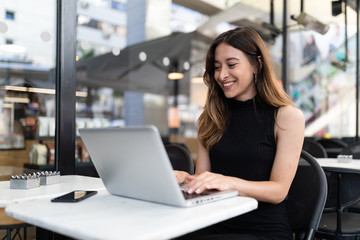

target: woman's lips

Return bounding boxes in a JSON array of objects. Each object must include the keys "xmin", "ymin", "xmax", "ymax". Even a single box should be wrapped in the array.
[{"xmin": 223, "ymin": 81, "xmax": 235, "ymax": 89}]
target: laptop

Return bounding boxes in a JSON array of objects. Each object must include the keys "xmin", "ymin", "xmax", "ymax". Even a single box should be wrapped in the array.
[{"xmin": 78, "ymin": 125, "xmax": 238, "ymax": 207}]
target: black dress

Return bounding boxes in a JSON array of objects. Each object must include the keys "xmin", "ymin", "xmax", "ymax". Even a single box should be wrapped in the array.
[{"xmin": 205, "ymin": 97, "xmax": 293, "ymax": 240}]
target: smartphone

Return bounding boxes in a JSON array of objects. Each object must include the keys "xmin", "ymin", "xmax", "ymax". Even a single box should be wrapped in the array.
[{"xmin": 51, "ymin": 190, "xmax": 97, "ymax": 202}]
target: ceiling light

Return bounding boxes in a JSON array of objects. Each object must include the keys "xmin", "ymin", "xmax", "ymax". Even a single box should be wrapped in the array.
[
  {"xmin": 183, "ymin": 61, "xmax": 190, "ymax": 71},
  {"xmin": 168, "ymin": 72, "xmax": 184, "ymax": 80},
  {"xmin": 163, "ymin": 57, "xmax": 170, "ymax": 66},
  {"xmin": 0, "ymin": 85, "xmax": 87, "ymax": 97},
  {"xmin": 28, "ymin": 87, "xmax": 55, "ymax": 94},
  {"xmin": 4, "ymin": 86, "xmax": 27, "ymax": 92},
  {"xmin": 291, "ymin": 12, "xmax": 329, "ymax": 35},
  {"xmin": 76, "ymin": 91, "xmax": 88, "ymax": 97},
  {"xmin": 4, "ymin": 96, "xmax": 30, "ymax": 103},
  {"xmin": 139, "ymin": 51, "xmax": 147, "ymax": 62},
  {"xmin": 112, "ymin": 47, "xmax": 120, "ymax": 56}
]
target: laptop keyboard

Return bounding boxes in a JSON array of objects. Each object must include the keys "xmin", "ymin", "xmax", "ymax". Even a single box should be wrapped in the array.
[{"xmin": 181, "ymin": 190, "xmax": 210, "ymax": 199}]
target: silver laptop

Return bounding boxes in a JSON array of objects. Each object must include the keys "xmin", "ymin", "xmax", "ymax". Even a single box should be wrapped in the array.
[{"xmin": 78, "ymin": 125, "xmax": 238, "ymax": 207}]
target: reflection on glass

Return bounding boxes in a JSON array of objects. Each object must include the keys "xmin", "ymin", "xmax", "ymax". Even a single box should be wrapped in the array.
[
  {"xmin": 74, "ymin": 1, "xmax": 266, "ymax": 166},
  {"xmin": 289, "ymin": 28, "xmax": 356, "ymax": 138},
  {"xmin": 0, "ymin": 1, "xmax": 56, "ymax": 181}
]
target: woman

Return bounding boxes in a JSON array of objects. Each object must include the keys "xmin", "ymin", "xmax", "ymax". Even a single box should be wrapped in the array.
[{"xmin": 176, "ymin": 27, "xmax": 304, "ymax": 239}]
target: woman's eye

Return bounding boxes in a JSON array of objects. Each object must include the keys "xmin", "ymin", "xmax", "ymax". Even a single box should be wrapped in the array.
[
  {"xmin": 228, "ymin": 63, "xmax": 237, "ymax": 68},
  {"xmin": 214, "ymin": 66, "xmax": 221, "ymax": 71}
]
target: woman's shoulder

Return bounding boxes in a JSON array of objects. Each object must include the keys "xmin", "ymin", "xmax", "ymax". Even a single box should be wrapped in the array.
[{"xmin": 277, "ymin": 105, "xmax": 304, "ymax": 126}]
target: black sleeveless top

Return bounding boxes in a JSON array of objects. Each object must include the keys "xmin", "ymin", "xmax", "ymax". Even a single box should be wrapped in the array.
[{"xmin": 209, "ymin": 97, "xmax": 293, "ymax": 240}]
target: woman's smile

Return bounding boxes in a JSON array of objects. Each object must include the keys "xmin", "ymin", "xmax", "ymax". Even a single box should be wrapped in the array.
[{"xmin": 223, "ymin": 81, "xmax": 235, "ymax": 88}]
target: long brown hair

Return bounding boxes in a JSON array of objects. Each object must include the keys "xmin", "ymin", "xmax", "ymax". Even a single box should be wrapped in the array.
[{"xmin": 198, "ymin": 27, "xmax": 292, "ymax": 150}]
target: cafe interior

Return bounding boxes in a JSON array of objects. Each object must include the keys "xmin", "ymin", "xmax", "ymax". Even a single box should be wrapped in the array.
[{"xmin": 1, "ymin": 0, "xmax": 360, "ymax": 239}]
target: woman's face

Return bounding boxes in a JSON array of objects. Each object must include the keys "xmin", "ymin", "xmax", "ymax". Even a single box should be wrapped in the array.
[{"xmin": 214, "ymin": 43, "xmax": 256, "ymax": 101}]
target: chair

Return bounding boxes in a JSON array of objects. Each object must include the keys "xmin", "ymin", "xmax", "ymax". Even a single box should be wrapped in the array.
[
  {"xmin": 338, "ymin": 140, "xmax": 360, "ymax": 159},
  {"xmin": 177, "ymin": 151, "xmax": 327, "ymax": 240},
  {"xmin": 341, "ymin": 137, "xmax": 356, "ymax": 145},
  {"xmin": 165, "ymin": 143, "xmax": 195, "ymax": 174},
  {"xmin": 338, "ymin": 140, "xmax": 360, "ymax": 214},
  {"xmin": 316, "ymin": 138, "xmax": 348, "ymax": 158},
  {"xmin": 315, "ymin": 163, "xmax": 360, "ymax": 238},
  {"xmin": 286, "ymin": 150, "xmax": 328, "ymax": 240},
  {"xmin": 0, "ymin": 208, "xmax": 30, "ymax": 240},
  {"xmin": 303, "ymin": 139, "xmax": 328, "ymax": 158}
]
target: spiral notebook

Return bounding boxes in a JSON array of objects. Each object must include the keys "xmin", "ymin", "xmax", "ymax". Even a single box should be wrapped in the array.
[{"xmin": 78, "ymin": 126, "xmax": 238, "ymax": 207}]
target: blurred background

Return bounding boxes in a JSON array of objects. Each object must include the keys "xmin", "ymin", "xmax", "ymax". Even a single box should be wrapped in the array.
[{"xmin": 0, "ymin": 0, "xmax": 358, "ymax": 179}]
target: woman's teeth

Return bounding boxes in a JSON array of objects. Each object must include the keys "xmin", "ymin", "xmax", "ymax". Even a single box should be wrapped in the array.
[{"xmin": 224, "ymin": 82, "xmax": 234, "ymax": 87}]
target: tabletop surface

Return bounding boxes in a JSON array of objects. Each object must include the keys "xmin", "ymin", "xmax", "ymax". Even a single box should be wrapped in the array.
[
  {"xmin": 0, "ymin": 175, "xmax": 105, "ymax": 208},
  {"xmin": 315, "ymin": 158, "xmax": 360, "ymax": 172},
  {"xmin": 316, "ymin": 158, "xmax": 360, "ymax": 170},
  {"xmin": 6, "ymin": 189, "xmax": 258, "ymax": 240}
]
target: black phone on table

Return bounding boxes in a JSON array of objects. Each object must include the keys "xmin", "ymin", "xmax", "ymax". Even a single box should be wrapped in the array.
[{"xmin": 51, "ymin": 190, "xmax": 97, "ymax": 202}]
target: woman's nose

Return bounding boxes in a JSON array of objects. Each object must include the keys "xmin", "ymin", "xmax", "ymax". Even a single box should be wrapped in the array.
[{"xmin": 219, "ymin": 67, "xmax": 228, "ymax": 81}]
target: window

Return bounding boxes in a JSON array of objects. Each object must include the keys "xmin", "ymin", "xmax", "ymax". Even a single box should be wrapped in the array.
[
  {"xmin": 111, "ymin": 1, "xmax": 126, "ymax": 12},
  {"xmin": 5, "ymin": 39, "xmax": 13, "ymax": 44},
  {"xmin": 0, "ymin": 1, "xmax": 57, "ymax": 182},
  {"xmin": 5, "ymin": 10, "xmax": 15, "ymax": 20},
  {"xmin": 77, "ymin": 14, "xmax": 126, "ymax": 37}
]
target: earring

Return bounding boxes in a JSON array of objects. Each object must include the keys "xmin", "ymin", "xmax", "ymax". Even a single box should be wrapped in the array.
[{"xmin": 254, "ymin": 74, "xmax": 258, "ymax": 84}]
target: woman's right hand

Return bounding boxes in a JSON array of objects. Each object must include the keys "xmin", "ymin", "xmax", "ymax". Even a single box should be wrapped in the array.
[{"xmin": 174, "ymin": 170, "xmax": 190, "ymax": 184}]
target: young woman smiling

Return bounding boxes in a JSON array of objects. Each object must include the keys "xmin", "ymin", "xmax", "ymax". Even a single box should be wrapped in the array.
[{"xmin": 175, "ymin": 27, "xmax": 304, "ymax": 240}]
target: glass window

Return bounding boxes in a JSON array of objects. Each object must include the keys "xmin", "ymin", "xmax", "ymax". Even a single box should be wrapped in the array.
[
  {"xmin": 111, "ymin": 1, "xmax": 126, "ymax": 12},
  {"xmin": 0, "ymin": 2, "xmax": 57, "ymax": 182},
  {"xmin": 280, "ymin": 23, "xmax": 358, "ymax": 139},
  {"xmin": 75, "ymin": 0, "xmax": 211, "ymax": 165},
  {"xmin": 5, "ymin": 10, "xmax": 15, "ymax": 20}
]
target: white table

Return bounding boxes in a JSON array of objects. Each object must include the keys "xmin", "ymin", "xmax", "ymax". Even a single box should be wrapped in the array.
[
  {"xmin": 315, "ymin": 158, "xmax": 360, "ymax": 172},
  {"xmin": 5, "ymin": 190, "xmax": 257, "ymax": 240},
  {"xmin": 0, "ymin": 175, "xmax": 105, "ymax": 208}
]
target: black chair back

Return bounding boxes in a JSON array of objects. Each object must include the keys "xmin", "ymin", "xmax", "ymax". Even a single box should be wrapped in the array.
[
  {"xmin": 165, "ymin": 143, "xmax": 195, "ymax": 174},
  {"xmin": 303, "ymin": 139, "xmax": 328, "ymax": 158},
  {"xmin": 317, "ymin": 138, "xmax": 348, "ymax": 148},
  {"xmin": 339, "ymin": 140, "xmax": 360, "ymax": 159},
  {"xmin": 317, "ymin": 138, "xmax": 347, "ymax": 158},
  {"xmin": 286, "ymin": 150, "xmax": 328, "ymax": 240}
]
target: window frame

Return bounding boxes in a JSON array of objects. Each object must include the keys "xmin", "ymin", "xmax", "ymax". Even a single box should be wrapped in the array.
[{"xmin": 55, "ymin": 0, "xmax": 77, "ymax": 174}]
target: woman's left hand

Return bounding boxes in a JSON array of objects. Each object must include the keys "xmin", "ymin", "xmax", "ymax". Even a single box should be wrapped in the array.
[
  {"xmin": 185, "ymin": 171, "xmax": 235, "ymax": 194},
  {"xmin": 174, "ymin": 170, "xmax": 190, "ymax": 184}
]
